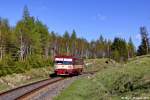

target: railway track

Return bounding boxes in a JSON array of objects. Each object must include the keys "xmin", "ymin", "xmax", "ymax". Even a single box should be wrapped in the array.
[
  {"xmin": 0, "ymin": 70, "xmax": 98, "ymax": 100},
  {"xmin": 0, "ymin": 77, "xmax": 64, "ymax": 100}
]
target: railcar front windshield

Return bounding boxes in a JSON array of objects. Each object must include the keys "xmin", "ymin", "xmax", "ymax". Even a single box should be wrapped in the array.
[
  {"xmin": 55, "ymin": 61, "xmax": 63, "ymax": 64},
  {"xmin": 63, "ymin": 61, "xmax": 72, "ymax": 65}
]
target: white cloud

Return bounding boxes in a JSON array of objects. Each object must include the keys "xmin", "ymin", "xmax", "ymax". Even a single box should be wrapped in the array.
[
  {"xmin": 93, "ymin": 13, "xmax": 107, "ymax": 21},
  {"xmin": 135, "ymin": 34, "xmax": 141, "ymax": 40},
  {"xmin": 97, "ymin": 13, "xmax": 106, "ymax": 21}
]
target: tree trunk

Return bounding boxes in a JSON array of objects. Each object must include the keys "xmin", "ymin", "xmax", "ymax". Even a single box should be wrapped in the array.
[
  {"xmin": 145, "ymin": 38, "xmax": 149, "ymax": 54},
  {"xmin": 0, "ymin": 30, "xmax": 3, "ymax": 61},
  {"xmin": 20, "ymin": 33, "xmax": 24, "ymax": 61},
  {"xmin": 45, "ymin": 46, "xmax": 49, "ymax": 59}
]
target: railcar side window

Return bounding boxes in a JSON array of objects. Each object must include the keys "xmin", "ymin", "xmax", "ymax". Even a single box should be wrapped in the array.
[
  {"xmin": 74, "ymin": 59, "xmax": 83, "ymax": 65},
  {"xmin": 55, "ymin": 61, "xmax": 63, "ymax": 64}
]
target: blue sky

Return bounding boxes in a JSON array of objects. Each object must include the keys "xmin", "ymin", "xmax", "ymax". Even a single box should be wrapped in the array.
[{"xmin": 0, "ymin": 0, "xmax": 150, "ymax": 47}]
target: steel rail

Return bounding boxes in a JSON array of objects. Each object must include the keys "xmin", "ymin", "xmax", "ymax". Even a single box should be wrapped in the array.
[{"xmin": 16, "ymin": 78, "xmax": 65, "ymax": 100}]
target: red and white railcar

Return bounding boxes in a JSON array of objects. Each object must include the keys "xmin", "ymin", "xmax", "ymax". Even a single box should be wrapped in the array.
[{"xmin": 54, "ymin": 56, "xmax": 84, "ymax": 75}]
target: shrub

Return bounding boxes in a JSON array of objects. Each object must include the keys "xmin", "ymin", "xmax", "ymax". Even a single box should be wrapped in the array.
[{"xmin": 0, "ymin": 55, "xmax": 53, "ymax": 76}]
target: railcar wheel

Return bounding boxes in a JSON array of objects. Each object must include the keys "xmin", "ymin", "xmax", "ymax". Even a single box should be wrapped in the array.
[{"xmin": 49, "ymin": 73, "xmax": 57, "ymax": 77}]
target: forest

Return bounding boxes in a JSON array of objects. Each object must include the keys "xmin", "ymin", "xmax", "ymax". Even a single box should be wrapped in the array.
[{"xmin": 0, "ymin": 6, "xmax": 150, "ymax": 76}]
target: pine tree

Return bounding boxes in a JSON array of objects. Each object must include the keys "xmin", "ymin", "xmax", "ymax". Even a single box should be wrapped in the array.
[
  {"xmin": 128, "ymin": 37, "xmax": 135, "ymax": 58},
  {"xmin": 0, "ymin": 18, "xmax": 11, "ymax": 60},
  {"xmin": 63, "ymin": 31, "xmax": 70, "ymax": 55},
  {"xmin": 35, "ymin": 19, "xmax": 49, "ymax": 59},
  {"xmin": 15, "ymin": 6, "xmax": 40, "ymax": 61},
  {"xmin": 111, "ymin": 37, "xmax": 128, "ymax": 62},
  {"xmin": 71, "ymin": 30, "xmax": 77, "ymax": 55},
  {"xmin": 137, "ymin": 27, "xmax": 150, "ymax": 56},
  {"xmin": 16, "ymin": 7, "xmax": 30, "ymax": 60},
  {"xmin": 97, "ymin": 35, "xmax": 105, "ymax": 58},
  {"xmin": 71, "ymin": 30, "xmax": 77, "ymax": 40}
]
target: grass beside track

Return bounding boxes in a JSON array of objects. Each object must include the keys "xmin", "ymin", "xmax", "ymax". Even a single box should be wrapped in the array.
[
  {"xmin": 55, "ymin": 56, "xmax": 150, "ymax": 100},
  {"xmin": 0, "ymin": 67, "xmax": 52, "ymax": 93}
]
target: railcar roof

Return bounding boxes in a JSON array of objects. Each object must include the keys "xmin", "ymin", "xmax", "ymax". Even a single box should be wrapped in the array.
[{"xmin": 55, "ymin": 55, "xmax": 83, "ymax": 59}]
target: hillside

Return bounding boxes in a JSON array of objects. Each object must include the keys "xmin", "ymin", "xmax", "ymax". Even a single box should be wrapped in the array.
[{"xmin": 55, "ymin": 56, "xmax": 150, "ymax": 100}]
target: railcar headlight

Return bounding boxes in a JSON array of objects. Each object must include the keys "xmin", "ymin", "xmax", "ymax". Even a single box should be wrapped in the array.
[{"xmin": 68, "ymin": 66, "xmax": 72, "ymax": 68}]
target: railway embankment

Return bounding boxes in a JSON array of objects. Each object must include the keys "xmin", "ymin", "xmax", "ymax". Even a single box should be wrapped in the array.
[{"xmin": 0, "ymin": 67, "xmax": 52, "ymax": 93}]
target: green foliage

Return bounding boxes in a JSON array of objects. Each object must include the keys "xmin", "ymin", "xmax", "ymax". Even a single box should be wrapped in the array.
[
  {"xmin": 111, "ymin": 37, "xmax": 128, "ymax": 62},
  {"xmin": 71, "ymin": 30, "xmax": 77, "ymax": 40},
  {"xmin": 63, "ymin": 31, "xmax": 70, "ymax": 39},
  {"xmin": 128, "ymin": 37, "xmax": 135, "ymax": 58},
  {"xmin": 111, "ymin": 50, "xmax": 120, "ymax": 62},
  {"xmin": 0, "ymin": 57, "xmax": 53, "ymax": 76},
  {"xmin": 0, "ymin": 6, "xmax": 53, "ymax": 76}
]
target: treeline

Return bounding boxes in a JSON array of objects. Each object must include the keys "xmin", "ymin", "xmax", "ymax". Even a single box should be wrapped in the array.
[
  {"xmin": 0, "ymin": 6, "xmax": 150, "ymax": 76},
  {"xmin": 0, "ymin": 6, "xmax": 53, "ymax": 76}
]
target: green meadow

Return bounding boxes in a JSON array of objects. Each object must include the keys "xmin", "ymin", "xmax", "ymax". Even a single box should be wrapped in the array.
[{"xmin": 55, "ymin": 56, "xmax": 150, "ymax": 100}]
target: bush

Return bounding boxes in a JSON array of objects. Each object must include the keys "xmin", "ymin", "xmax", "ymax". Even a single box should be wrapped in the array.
[{"xmin": 0, "ymin": 55, "xmax": 53, "ymax": 76}]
